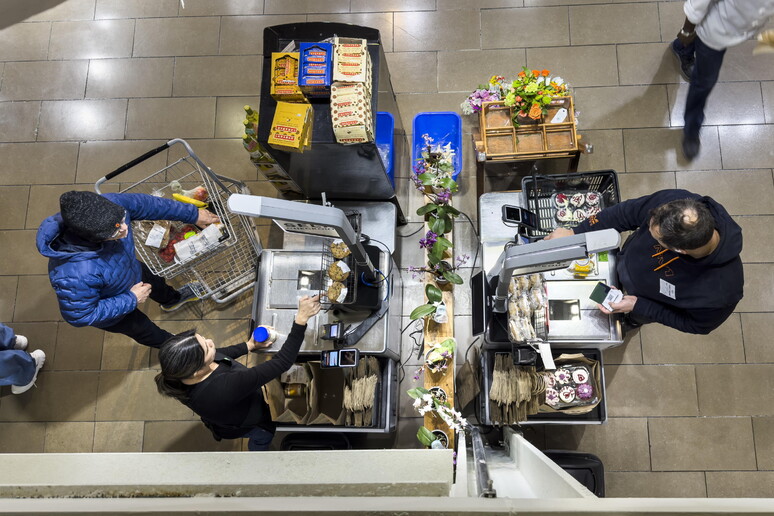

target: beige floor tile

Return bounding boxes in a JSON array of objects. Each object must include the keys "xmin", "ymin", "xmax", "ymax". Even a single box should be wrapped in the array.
[
  {"xmin": 44, "ymin": 421, "xmax": 94, "ymax": 452},
  {"xmin": 676, "ymin": 169, "xmax": 774, "ymax": 216},
  {"xmin": 668, "ymin": 82, "xmax": 766, "ymax": 128},
  {"xmin": 736, "ymin": 263, "xmax": 774, "ymax": 312},
  {"xmin": 482, "ymin": 7, "xmax": 569, "ymax": 49},
  {"xmin": 93, "ymin": 421, "xmax": 144, "ymax": 452},
  {"xmin": 657, "ymin": 0, "xmax": 684, "ymax": 42},
  {"xmin": 543, "ymin": 417, "xmax": 651, "ymax": 471},
  {"xmin": 570, "ymin": 3, "xmax": 660, "ymax": 45},
  {"xmin": 0, "ymin": 143, "xmax": 79, "ymax": 185},
  {"xmin": 86, "ymin": 58, "xmax": 174, "ymax": 99},
  {"xmin": 395, "ymin": 10, "xmax": 480, "ymax": 52},
  {"xmin": 307, "ymin": 13, "xmax": 395, "ymax": 52},
  {"xmin": 142, "ymin": 421, "xmax": 242, "ymax": 452},
  {"xmin": 26, "ymin": 184, "xmax": 97, "ymax": 229},
  {"xmin": 574, "ymin": 85, "xmax": 669, "ymax": 130},
  {"xmin": 49, "ymin": 20, "xmax": 134, "ymax": 60},
  {"xmin": 720, "ymin": 41, "xmax": 774, "ymax": 82},
  {"xmin": 753, "ymin": 417, "xmax": 774, "ymax": 470},
  {"xmin": 173, "ymin": 56, "xmax": 262, "ymax": 97},
  {"xmin": 177, "ymin": 0, "xmax": 263, "ymax": 16},
  {"xmin": 96, "ymin": 370, "xmax": 193, "ymax": 420},
  {"xmin": 264, "ymin": 0, "xmax": 348, "ymax": 14},
  {"xmin": 27, "ymin": 0, "xmax": 95, "ymax": 22},
  {"xmin": 706, "ymin": 472, "xmax": 774, "ymax": 497},
  {"xmin": 133, "ymin": 17, "xmax": 220, "ymax": 57},
  {"xmin": 640, "ymin": 314, "xmax": 744, "ymax": 365},
  {"xmin": 53, "ymin": 324, "xmax": 104, "ymax": 371},
  {"xmin": 617, "ymin": 172, "xmax": 676, "ymax": 201},
  {"xmin": 397, "ymin": 93, "xmax": 478, "ymax": 135},
  {"xmin": 0, "ymin": 371, "xmax": 99, "ymax": 422},
  {"xmin": 75, "ymin": 140, "xmax": 169, "ymax": 185},
  {"xmin": 167, "ymin": 138, "xmax": 258, "ymax": 182},
  {"xmin": 605, "ymin": 364, "xmax": 698, "ymax": 416},
  {"xmin": 442, "ymin": 0, "xmax": 523, "ymax": 8},
  {"xmin": 696, "ymin": 364, "xmax": 774, "ymax": 416},
  {"xmin": 0, "ymin": 22, "xmax": 51, "ymax": 61},
  {"xmin": 719, "ymin": 125, "xmax": 774, "ymax": 170},
  {"xmin": 0, "ymin": 61, "xmax": 88, "ymax": 101},
  {"xmin": 650, "ymin": 417, "xmax": 756, "ymax": 471},
  {"xmin": 0, "ymin": 423, "xmax": 47, "ymax": 452},
  {"xmin": 2, "ymin": 322, "xmax": 58, "ymax": 371},
  {"xmin": 0, "ymin": 230, "xmax": 48, "ymax": 275},
  {"xmin": 603, "ymin": 332, "xmax": 643, "ymax": 365},
  {"xmin": 0, "ymin": 186, "xmax": 30, "ymax": 229},
  {"xmin": 126, "ymin": 98, "xmax": 216, "ymax": 140},
  {"xmin": 13, "ymin": 275, "xmax": 63, "ymax": 323},
  {"xmin": 215, "ymin": 96, "xmax": 263, "ymax": 139},
  {"xmin": 101, "ymin": 331, "xmax": 151, "ymax": 370},
  {"xmin": 38, "ymin": 99, "xmax": 127, "ymax": 141},
  {"xmin": 385, "ymin": 52, "xmax": 437, "ymax": 94},
  {"xmin": 623, "ymin": 127, "xmax": 722, "ymax": 172},
  {"xmin": 0, "ymin": 277, "xmax": 18, "ymax": 322},
  {"xmin": 0, "ymin": 101, "xmax": 40, "ymax": 143},
  {"xmin": 742, "ymin": 313, "xmax": 774, "ymax": 363},
  {"xmin": 437, "ymin": 49, "xmax": 526, "ymax": 93},
  {"xmin": 352, "ymin": 0, "xmax": 433, "ymax": 11},
  {"xmin": 576, "ymin": 129, "xmax": 625, "ymax": 173},
  {"xmin": 606, "ymin": 472, "xmax": 707, "ymax": 498},
  {"xmin": 763, "ymin": 81, "xmax": 774, "ymax": 124},
  {"xmin": 735, "ymin": 216, "xmax": 774, "ymax": 263},
  {"xmin": 528, "ymin": 46, "xmax": 618, "ymax": 88},
  {"xmin": 95, "ymin": 0, "xmax": 178, "ymax": 19},
  {"xmin": 218, "ymin": 15, "xmax": 307, "ymax": 56},
  {"xmin": 618, "ymin": 43, "xmax": 682, "ymax": 86}
]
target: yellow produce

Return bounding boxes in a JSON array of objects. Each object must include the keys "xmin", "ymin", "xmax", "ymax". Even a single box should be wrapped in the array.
[{"xmin": 172, "ymin": 193, "xmax": 207, "ymax": 208}]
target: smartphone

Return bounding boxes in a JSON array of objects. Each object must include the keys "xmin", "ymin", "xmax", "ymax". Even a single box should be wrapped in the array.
[
  {"xmin": 502, "ymin": 205, "xmax": 538, "ymax": 229},
  {"xmin": 320, "ymin": 348, "xmax": 359, "ymax": 368},
  {"xmin": 589, "ymin": 282, "xmax": 623, "ymax": 311}
]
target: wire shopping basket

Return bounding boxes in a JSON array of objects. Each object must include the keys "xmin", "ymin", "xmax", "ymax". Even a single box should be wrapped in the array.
[{"xmin": 95, "ymin": 139, "xmax": 261, "ymax": 304}]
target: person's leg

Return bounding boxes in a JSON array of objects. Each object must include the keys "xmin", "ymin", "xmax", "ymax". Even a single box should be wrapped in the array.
[
  {"xmin": 0, "ymin": 323, "xmax": 15, "ymax": 350},
  {"xmin": 683, "ymin": 38, "xmax": 726, "ymax": 140},
  {"xmin": 243, "ymin": 426, "xmax": 275, "ymax": 451},
  {"xmin": 102, "ymin": 309, "xmax": 173, "ymax": 348},
  {"xmin": 671, "ymin": 37, "xmax": 696, "ymax": 81},
  {"xmin": 139, "ymin": 262, "xmax": 179, "ymax": 305},
  {"xmin": 0, "ymin": 349, "xmax": 37, "ymax": 387}
]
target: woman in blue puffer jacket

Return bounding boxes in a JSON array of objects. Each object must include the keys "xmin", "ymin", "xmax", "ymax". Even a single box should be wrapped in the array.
[{"xmin": 36, "ymin": 191, "xmax": 219, "ymax": 348}]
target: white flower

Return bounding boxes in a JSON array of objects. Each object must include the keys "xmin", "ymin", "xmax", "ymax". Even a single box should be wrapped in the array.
[
  {"xmin": 460, "ymin": 101, "xmax": 473, "ymax": 115},
  {"xmin": 422, "ymin": 393, "xmax": 433, "ymax": 403},
  {"xmin": 413, "ymin": 398, "xmax": 422, "ymax": 409},
  {"xmin": 553, "ymin": 77, "xmax": 564, "ymax": 86}
]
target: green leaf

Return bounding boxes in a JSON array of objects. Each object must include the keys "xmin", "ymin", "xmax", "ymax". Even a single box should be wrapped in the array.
[
  {"xmin": 425, "ymin": 284, "xmax": 443, "ymax": 303},
  {"xmin": 445, "ymin": 205, "xmax": 460, "ymax": 216},
  {"xmin": 416, "ymin": 203, "xmax": 438, "ymax": 216},
  {"xmin": 430, "ymin": 244, "xmax": 444, "ymax": 261},
  {"xmin": 407, "ymin": 387, "xmax": 430, "ymax": 399},
  {"xmin": 431, "ymin": 216, "xmax": 445, "ymax": 235},
  {"xmin": 427, "ymin": 253, "xmax": 441, "ymax": 266},
  {"xmin": 439, "ymin": 338, "xmax": 457, "ymax": 354},
  {"xmin": 438, "ymin": 177, "xmax": 455, "ymax": 189},
  {"xmin": 436, "ymin": 236, "xmax": 453, "ymax": 249},
  {"xmin": 417, "ymin": 426, "xmax": 437, "ymax": 447},
  {"xmin": 410, "ymin": 303, "xmax": 437, "ymax": 320},
  {"xmin": 443, "ymin": 270, "xmax": 464, "ymax": 285},
  {"xmin": 418, "ymin": 173, "xmax": 436, "ymax": 185},
  {"xmin": 444, "ymin": 216, "xmax": 453, "ymax": 234}
]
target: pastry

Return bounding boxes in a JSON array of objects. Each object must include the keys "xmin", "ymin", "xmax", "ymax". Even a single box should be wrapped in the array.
[
  {"xmin": 586, "ymin": 192, "xmax": 600, "ymax": 206},
  {"xmin": 330, "ymin": 239, "xmax": 351, "ymax": 259},
  {"xmin": 326, "ymin": 281, "xmax": 347, "ymax": 303},
  {"xmin": 528, "ymin": 273, "xmax": 543, "ymax": 289},
  {"xmin": 572, "ymin": 367, "xmax": 589, "ymax": 384},
  {"xmin": 554, "ymin": 368, "xmax": 571, "ymax": 384},
  {"xmin": 554, "ymin": 193, "xmax": 569, "ymax": 208},
  {"xmin": 570, "ymin": 193, "xmax": 585, "ymax": 208},
  {"xmin": 556, "ymin": 208, "xmax": 573, "ymax": 223},
  {"xmin": 516, "ymin": 275, "xmax": 530, "ymax": 291},
  {"xmin": 559, "ymin": 385, "xmax": 576, "ymax": 403},
  {"xmin": 576, "ymin": 383, "xmax": 594, "ymax": 400},
  {"xmin": 516, "ymin": 292, "xmax": 531, "ymax": 316},
  {"xmin": 543, "ymin": 373, "xmax": 556, "ymax": 389},
  {"xmin": 586, "ymin": 205, "xmax": 601, "ymax": 217},
  {"xmin": 573, "ymin": 210, "xmax": 587, "ymax": 223},
  {"xmin": 328, "ymin": 260, "xmax": 350, "ymax": 281},
  {"xmin": 545, "ymin": 388, "xmax": 559, "ymax": 406},
  {"xmin": 529, "ymin": 287, "xmax": 546, "ymax": 311}
]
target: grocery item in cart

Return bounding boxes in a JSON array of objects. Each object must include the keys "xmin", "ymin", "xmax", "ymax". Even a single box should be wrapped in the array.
[
  {"xmin": 551, "ymin": 189, "xmax": 604, "ymax": 228},
  {"xmin": 330, "ymin": 239, "xmax": 351, "ymax": 259},
  {"xmin": 328, "ymin": 260, "xmax": 351, "ymax": 281}
]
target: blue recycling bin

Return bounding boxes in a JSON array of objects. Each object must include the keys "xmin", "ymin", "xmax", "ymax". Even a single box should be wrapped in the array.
[
  {"xmin": 375, "ymin": 111, "xmax": 395, "ymax": 188},
  {"xmin": 412, "ymin": 111, "xmax": 462, "ymax": 182}
]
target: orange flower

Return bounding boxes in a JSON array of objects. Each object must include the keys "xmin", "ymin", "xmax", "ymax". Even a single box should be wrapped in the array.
[
  {"xmin": 541, "ymin": 69, "xmax": 550, "ymax": 76},
  {"xmin": 532, "ymin": 69, "xmax": 540, "ymax": 77},
  {"xmin": 518, "ymin": 70, "xmax": 526, "ymax": 78},
  {"xmin": 528, "ymin": 102, "xmax": 543, "ymax": 120}
]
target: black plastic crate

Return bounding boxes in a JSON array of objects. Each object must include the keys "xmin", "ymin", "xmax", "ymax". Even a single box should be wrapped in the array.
[{"xmin": 521, "ymin": 170, "xmax": 620, "ymax": 237}]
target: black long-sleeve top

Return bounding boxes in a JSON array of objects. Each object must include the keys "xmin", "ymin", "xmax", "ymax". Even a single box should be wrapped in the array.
[{"xmin": 183, "ymin": 322, "xmax": 307, "ymax": 439}]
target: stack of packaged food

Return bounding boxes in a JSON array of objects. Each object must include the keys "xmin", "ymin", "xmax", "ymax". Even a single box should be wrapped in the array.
[{"xmin": 331, "ymin": 37, "xmax": 373, "ymax": 144}]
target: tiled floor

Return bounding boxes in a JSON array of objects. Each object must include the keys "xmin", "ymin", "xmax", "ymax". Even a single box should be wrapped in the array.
[{"xmin": 1, "ymin": 0, "xmax": 773, "ymax": 498}]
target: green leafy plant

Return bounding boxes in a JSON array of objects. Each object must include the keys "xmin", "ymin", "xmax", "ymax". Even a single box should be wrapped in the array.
[{"xmin": 409, "ymin": 284, "xmax": 444, "ymax": 320}]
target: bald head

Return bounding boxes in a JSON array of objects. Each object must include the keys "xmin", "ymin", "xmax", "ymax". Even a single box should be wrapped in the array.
[{"xmin": 649, "ymin": 198, "xmax": 715, "ymax": 251}]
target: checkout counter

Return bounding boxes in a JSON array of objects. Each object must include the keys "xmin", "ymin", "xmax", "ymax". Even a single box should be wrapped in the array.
[{"xmin": 229, "ymin": 195, "xmax": 401, "ymax": 434}]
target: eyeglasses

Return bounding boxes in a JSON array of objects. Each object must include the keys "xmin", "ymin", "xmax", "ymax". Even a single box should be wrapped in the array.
[{"xmin": 110, "ymin": 213, "xmax": 127, "ymax": 239}]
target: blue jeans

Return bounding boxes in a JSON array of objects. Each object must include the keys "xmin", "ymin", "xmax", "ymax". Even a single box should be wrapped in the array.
[
  {"xmin": 673, "ymin": 36, "xmax": 727, "ymax": 139},
  {"xmin": 243, "ymin": 426, "xmax": 275, "ymax": 451},
  {"xmin": 0, "ymin": 323, "xmax": 35, "ymax": 386}
]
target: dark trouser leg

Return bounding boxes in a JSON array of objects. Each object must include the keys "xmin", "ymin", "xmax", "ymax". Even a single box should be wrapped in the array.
[
  {"xmin": 139, "ymin": 262, "xmax": 179, "ymax": 306},
  {"xmin": 101, "ymin": 309, "xmax": 173, "ymax": 348},
  {"xmin": 684, "ymin": 38, "xmax": 726, "ymax": 139},
  {"xmin": 243, "ymin": 426, "xmax": 275, "ymax": 451}
]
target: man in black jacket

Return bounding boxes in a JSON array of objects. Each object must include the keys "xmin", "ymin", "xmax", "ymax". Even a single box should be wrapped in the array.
[{"xmin": 546, "ymin": 189, "xmax": 743, "ymax": 335}]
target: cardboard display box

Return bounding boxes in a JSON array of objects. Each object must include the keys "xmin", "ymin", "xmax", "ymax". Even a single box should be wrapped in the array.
[
  {"xmin": 268, "ymin": 101, "xmax": 313, "ymax": 152},
  {"xmin": 333, "ymin": 37, "xmax": 372, "ymax": 86},
  {"xmin": 270, "ymin": 52, "xmax": 307, "ymax": 102},
  {"xmin": 298, "ymin": 42, "xmax": 333, "ymax": 97}
]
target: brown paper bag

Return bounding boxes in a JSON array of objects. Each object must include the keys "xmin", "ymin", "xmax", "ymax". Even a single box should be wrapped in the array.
[{"xmin": 538, "ymin": 353, "xmax": 602, "ymax": 415}]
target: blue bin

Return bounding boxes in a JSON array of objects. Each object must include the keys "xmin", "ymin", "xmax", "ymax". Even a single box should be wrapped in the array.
[
  {"xmin": 412, "ymin": 111, "xmax": 462, "ymax": 182},
  {"xmin": 375, "ymin": 111, "xmax": 395, "ymax": 188}
]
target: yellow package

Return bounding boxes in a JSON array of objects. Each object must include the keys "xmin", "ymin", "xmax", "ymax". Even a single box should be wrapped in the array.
[
  {"xmin": 271, "ymin": 53, "xmax": 307, "ymax": 101},
  {"xmin": 268, "ymin": 101, "xmax": 313, "ymax": 152}
]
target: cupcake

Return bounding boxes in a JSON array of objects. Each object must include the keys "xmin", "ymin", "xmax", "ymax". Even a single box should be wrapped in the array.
[
  {"xmin": 554, "ymin": 193, "xmax": 569, "ymax": 208},
  {"xmin": 586, "ymin": 192, "xmax": 601, "ymax": 206},
  {"xmin": 573, "ymin": 210, "xmax": 587, "ymax": 223},
  {"xmin": 330, "ymin": 239, "xmax": 351, "ymax": 259},
  {"xmin": 556, "ymin": 208, "xmax": 573, "ymax": 223},
  {"xmin": 554, "ymin": 368, "xmax": 571, "ymax": 384},
  {"xmin": 572, "ymin": 367, "xmax": 589, "ymax": 384},
  {"xmin": 328, "ymin": 260, "xmax": 351, "ymax": 281},
  {"xmin": 559, "ymin": 385, "xmax": 576, "ymax": 403},
  {"xmin": 586, "ymin": 205, "xmax": 601, "ymax": 217},
  {"xmin": 576, "ymin": 383, "xmax": 594, "ymax": 400},
  {"xmin": 545, "ymin": 388, "xmax": 559, "ymax": 406},
  {"xmin": 570, "ymin": 193, "xmax": 585, "ymax": 208}
]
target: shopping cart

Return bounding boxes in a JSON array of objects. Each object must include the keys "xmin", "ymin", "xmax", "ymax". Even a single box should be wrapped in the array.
[{"xmin": 95, "ymin": 138, "xmax": 261, "ymax": 304}]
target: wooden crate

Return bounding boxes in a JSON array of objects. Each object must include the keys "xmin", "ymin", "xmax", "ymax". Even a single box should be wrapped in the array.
[{"xmin": 479, "ymin": 97, "xmax": 579, "ymax": 160}]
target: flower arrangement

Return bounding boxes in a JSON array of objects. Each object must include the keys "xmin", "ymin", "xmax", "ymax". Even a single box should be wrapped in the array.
[
  {"xmin": 460, "ymin": 75, "xmax": 508, "ymax": 115},
  {"xmin": 413, "ymin": 338, "xmax": 456, "ymax": 379},
  {"xmin": 413, "ymin": 134, "xmax": 460, "ymax": 237},
  {"xmin": 408, "ymin": 386, "xmax": 469, "ymax": 443}
]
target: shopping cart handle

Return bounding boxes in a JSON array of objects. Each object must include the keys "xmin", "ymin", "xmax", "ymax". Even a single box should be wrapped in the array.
[{"xmin": 95, "ymin": 142, "xmax": 171, "ymax": 193}]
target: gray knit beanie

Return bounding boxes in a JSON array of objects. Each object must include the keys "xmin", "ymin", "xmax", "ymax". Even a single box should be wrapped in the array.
[{"xmin": 59, "ymin": 191, "xmax": 126, "ymax": 242}]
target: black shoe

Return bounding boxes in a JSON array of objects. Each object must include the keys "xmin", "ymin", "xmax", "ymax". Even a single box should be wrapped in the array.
[
  {"xmin": 681, "ymin": 134, "xmax": 701, "ymax": 161},
  {"xmin": 671, "ymin": 40, "xmax": 694, "ymax": 83},
  {"xmin": 161, "ymin": 283, "xmax": 201, "ymax": 312},
  {"xmin": 621, "ymin": 315, "xmax": 642, "ymax": 336}
]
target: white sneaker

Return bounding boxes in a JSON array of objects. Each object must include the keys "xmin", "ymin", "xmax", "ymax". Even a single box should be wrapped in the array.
[
  {"xmin": 11, "ymin": 350, "xmax": 46, "ymax": 395},
  {"xmin": 13, "ymin": 335, "xmax": 28, "ymax": 350}
]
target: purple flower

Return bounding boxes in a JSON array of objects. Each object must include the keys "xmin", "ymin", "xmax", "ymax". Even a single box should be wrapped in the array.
[
  {"xmin": 435, "ymin": 189, "xmax": 452, "ymax": 204},
  {"xmin": 419, "ymin": 231, "xmax": 438, "ymax": 249},
  {"xmin": 455, "ymin": 254, "xmax": 470, "ymax": 268}
]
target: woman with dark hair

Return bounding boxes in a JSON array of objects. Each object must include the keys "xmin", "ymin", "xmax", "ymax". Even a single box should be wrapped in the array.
[{"xmin": 155, "ymin": 294, "xmax": 321, "ymax": 450}]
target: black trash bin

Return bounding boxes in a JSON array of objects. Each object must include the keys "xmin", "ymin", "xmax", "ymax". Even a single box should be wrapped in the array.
[{"xmin": 543, "ymin": 450, "xmax": 605, "ymax": 497}]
